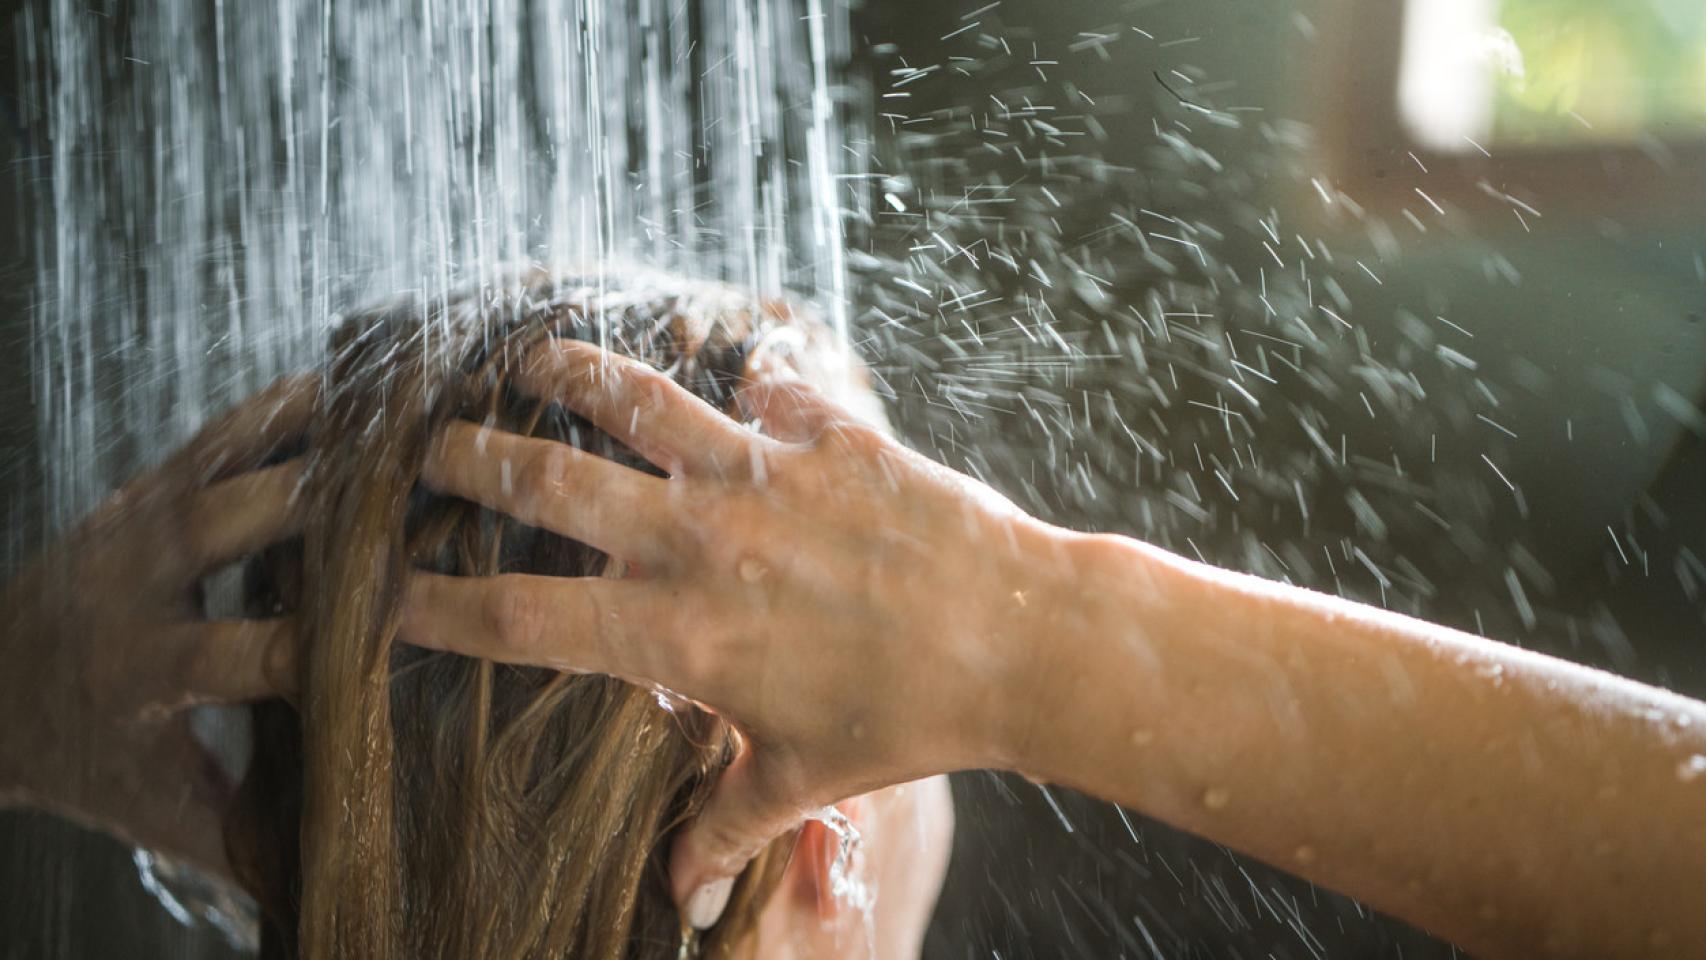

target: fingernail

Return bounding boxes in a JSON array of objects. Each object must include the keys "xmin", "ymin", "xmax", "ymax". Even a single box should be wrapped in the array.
[{"xmin": 685, "ymin": 876, "xmax": 734, "ymax": 930}]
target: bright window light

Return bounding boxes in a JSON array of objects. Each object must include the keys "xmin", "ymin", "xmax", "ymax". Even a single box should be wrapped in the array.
[{"xmin": 1398, "ymin": 0, "xmax": 1501, "ymax": 152}]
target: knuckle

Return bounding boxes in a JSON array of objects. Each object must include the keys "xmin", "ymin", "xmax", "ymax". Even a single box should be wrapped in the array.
[
  {"xmin": 174, "ymin": 499, "xmax": 214, "ymax": 568},
  {"xmin": 515, "ymin": 447, "xmax": 572, "ymax": 520},
  {"xmin": 484, "ymin": 581, "xmax": 546, "ymax": 658},
  {"xmin": 825, "ymin": 422, "xmax": 887, "ymax": 457},
  {"xmin": 623, "ymin": 366, "xmax": 673, "ymax": 414},
  {"xmin": 170, "ymin": 635, "xmax": 217, "ymax": 700},
  {"xmin": 262, "ymin": 626, "xmax": 298, "ymax": 695},
  {"xmin": 582, "ymin": 584, "xmax": 628, "ymax": 668}
]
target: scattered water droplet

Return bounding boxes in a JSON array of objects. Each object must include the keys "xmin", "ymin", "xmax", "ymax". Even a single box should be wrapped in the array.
[
  {"xmin": 737, "ymin": 557, "xmax": 768, "ymax": 583},
  {"xmin": 1677, "ymin": 754, "xmax": 1706, "ymax": 783}
]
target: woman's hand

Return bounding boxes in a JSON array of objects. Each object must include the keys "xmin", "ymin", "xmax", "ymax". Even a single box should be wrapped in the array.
[
  {"xmin": 402, "ymin": 340, "xmax": 1073, "ymax": 926},
  {"xmin": 397, "ymin": 338, "xmax": 1706, "ymax": 958},
  {"xmin": 0, "ymin": 379, "xmax": 313, "ymax": 877}
]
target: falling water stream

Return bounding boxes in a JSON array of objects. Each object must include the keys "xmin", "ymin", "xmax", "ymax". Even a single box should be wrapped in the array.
[
  {"xmin": 23, "ymin": 0, "xmax": 858, "ymax": 529},
  {"xmin": 11, "ymin": 0, "xmax": 1706, "ymax": 955}
]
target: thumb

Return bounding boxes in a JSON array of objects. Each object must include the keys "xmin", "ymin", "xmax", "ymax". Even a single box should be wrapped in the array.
[{"xmin": 670, "ymin": 749, "xmax": 804, "ymax": 930}]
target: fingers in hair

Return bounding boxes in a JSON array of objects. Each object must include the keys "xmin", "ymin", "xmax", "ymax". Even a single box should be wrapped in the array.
[
  {"xmin": 399, "ymin": 572, "xmax": 690, "ymax": 689},
  {"xmin": 158, "ymin": 618, "xmax": 297, "ymax": 712},
  {"xmin": 516, "ymin": 338, "xmax": 772, "ymax": 477},
  {"xmin": 182, "ymin": 459, "xmax": 309, "ymax": 576},
  {"xmin": 424, "ymin": 421, "xmax": 676, "ymax": 564},
  {"xmin": 167, "ymin": 376, "xmax": 320, "ymax": 486}
]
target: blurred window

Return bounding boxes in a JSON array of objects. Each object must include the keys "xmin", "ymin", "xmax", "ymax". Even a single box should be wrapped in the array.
[{"xmin": 1400, "ymin": 0, "xmax": 1706, "ymax": 152}]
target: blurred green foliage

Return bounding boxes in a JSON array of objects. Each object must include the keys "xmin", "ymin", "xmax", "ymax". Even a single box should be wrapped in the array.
[{"xmin": 1494, "ymin": 0, "xmax": 1706, "ymax": 142}]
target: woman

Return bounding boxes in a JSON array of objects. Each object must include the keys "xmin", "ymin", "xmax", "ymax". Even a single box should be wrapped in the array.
[
  {"xmin": 5, "ymin": 270, "xmax": 1705, "ymax": 959},
  {"xmin": 0, "ymin": 269, "xmax": 952, "ymax": 958}
]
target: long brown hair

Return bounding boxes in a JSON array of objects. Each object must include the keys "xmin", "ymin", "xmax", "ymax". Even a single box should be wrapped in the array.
[{"xmin": 225, "ymin": 269, "xmax": 868, "ymax": 959}]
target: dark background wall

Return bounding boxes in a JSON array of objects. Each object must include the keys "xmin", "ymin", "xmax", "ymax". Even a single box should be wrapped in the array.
[{"xmin": 4, "ymin": 0, "xmax": 1704, "ymax": 957}]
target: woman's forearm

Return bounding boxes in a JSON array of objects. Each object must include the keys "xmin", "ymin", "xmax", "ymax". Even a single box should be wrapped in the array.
[{"xmin": 1013, "ymin": 531, "xmax": 1706, "ymax": 958}]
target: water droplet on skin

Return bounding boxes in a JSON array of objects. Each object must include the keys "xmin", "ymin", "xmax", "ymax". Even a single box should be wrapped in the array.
[
  {"xmin": 1677, "ymin": 754, "xmax": 1706, "ymax": 783},
  {"xmin": 848, "ymin": 721, "xmax": 866, "ymax": 741},
  {"xmin": 1292, "ymin": 845, "xmax": 1317, "ymax": 866},
  {"xmin": 1201, "ymin": 787, "xmax": 1231, "ymax": 811},
  {"xmin": 1129, "ymin": 728, "xmax": 1154, "ymax": 747},
  {"xmin": 738, "ymin": 557, "xmax": 768, "ymax": 583}
]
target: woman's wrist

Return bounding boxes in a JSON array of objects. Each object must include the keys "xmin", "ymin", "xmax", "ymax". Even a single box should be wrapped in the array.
[{"xmin": 978, "ymin": 523, "xmax": 1183, "ymax": 780}]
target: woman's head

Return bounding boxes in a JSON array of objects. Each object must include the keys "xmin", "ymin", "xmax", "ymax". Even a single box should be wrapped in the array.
[{"xmin": 225, "ymin": 268, "xmax": 950, "ymax": 959}]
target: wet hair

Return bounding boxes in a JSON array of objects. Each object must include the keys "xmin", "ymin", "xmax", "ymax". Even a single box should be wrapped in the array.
[{"xmin": 224, "ymin": 268, "xmax": 875, "ymax": 959}]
